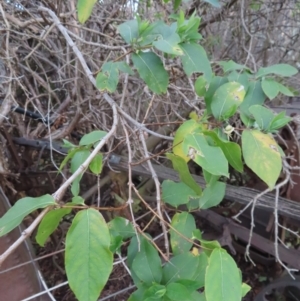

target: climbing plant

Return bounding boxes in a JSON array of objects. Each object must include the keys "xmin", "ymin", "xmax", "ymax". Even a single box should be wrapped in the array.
[{"xmin": 0, "ymin": 1, "xmax": 298, "ymax": 301}]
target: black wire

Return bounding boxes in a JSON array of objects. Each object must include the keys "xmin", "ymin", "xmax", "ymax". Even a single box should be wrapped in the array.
[{"xmin": 0, "ymin": 99, "xmax": 53, "ymax": 125}]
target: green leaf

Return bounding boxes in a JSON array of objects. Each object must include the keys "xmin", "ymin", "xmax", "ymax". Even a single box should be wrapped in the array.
[
  {"xmin": 174, "ymin": 0, "xmax": 182, "ymax": 10},
  {"xmin": 199, "ymin": 181, "xmax": 226, "ymax": 209},
  {"xmin": 0, "ymin": 194, "xmax": 56, "ymax": 236},
  {"xmin": 140, "ymin": 21, "xmax": 174, "ymax": 46},
  {"xmin": 241, "ymin": 282, "xmax": 251, "ymax": 297},
  {"xmin": 128, "ymin": 286, "xmax": 148, "ymax": 301},
  {"xmin": 96, "ymin": 62, "xmax": 119, "ymax": 92},
  {"xmin": 153, "ymin": 33, "xmax": 183, "ymax": 55},
  {"xmin": 62, "ymin": 139, "xmax": 76, "ymax": 148},
  {"xmin": 249, "ymin": 105, "xmax": 274, "ymax": 131},
  {"xmin": 108, "ymin": 217, "xmax": 135, "ymax": 240},
  {"xmin": 180, "ymin": 43, "xmax": 212, "ymax": 82},
  {"xmin": 256, "ymin": 64, "xmax": 298, "ymax": 78},
  {"xmin": 36, "ymin": 207, "xmax": 71, "ymax": 246},
  {"xmin": 128, "ymin": 235, "xmax": 162, "ymax": 287},
  {"xmin": 162, "ymin": 180, "xmax": 198, "ymax": 207},
  {"xmin": 240, "ymin": 111, "xmax": 255, "ymax": 128},
  {"xmin": 261, "ymin": 78, "xmax": 279, "ymax": 100},
  {"xmin": 227, "ymin": 71, "xmax": 250, "ymax": 91},
  {"xmin": 89, "ymin": 153, "xmax": 103, "ymax": 175},
  {"xmin": 190, "ymin": 291, "xmax": 206, "ymax": 301},
  {"xmin": 71, "ymin": 178, "xmax": 80, "ymax": 197},
  {"xmin": 195, "ymin": 76, "xmax": 208, "ymax": 97},
  {"xmin": 162, "ymin": 252, "xmax": 200, "ymax": 284},
  {"xmin": 203, "ymin": 130, "xmax": 243, "ymax": 172},
  {"xmin": 183, "ymin": 133, "xmax": 229, "ymax": 177},
  {"xmin": 173, "ymin": 119, "xmax": 202, "ymax": 162},
  {"xmin": 77, "ymin": 0, "xmax": 97, "ymax": 24},
  {"xmin": 118, "ymin": 20, "xmax": 139, "ymax": 44},
  {"xmin": 166, "ymin": 153, "xmax": 202, "ymax": 194},
  {"xmin": 80, "ymin": 130, "xmax": 107, "ymax": 146},
  {"xmin": 71, "ymin": 149, "xmax": 90, "ymax": 174},
  {"xmin": 174, "ymin": 279, "xmax": 201, "ymax": 292},
  {"xmin": 132, "ymin": 51, "xmax": 169, "ymax": 94},
  {"xmin": 144, "ymin": 284, "xmax": 166, "ymax": 299},
  {"xmin": 240, "ymin": 81, "xmax": 266, "ymax": 117},
  {"xmin": 269, "ymin": 111, "xmax": 292, "ymax": 132},
  {"xmin": 65, "ymin": 209, "xmax": 113, "ymax": 301},
  {"xmin": 211, "ymin": 81, "xmax": 246, "ymax": 120},
  {"xmin": 58, "ymin": 147, "xmax": 80, "ymax": 173},
  {"xmin": 115, "ymin": 61, "xmax": 134, "ymax": 75},
  {"xmin": 203, "ymin": 0, "xmax": 221, "ymax": 7},
  {"xmin": 193, "ymin": 253, "xmax": 208, "ymax": 289},
  {"xmin": 70, "ymin": 149, "xmax": 90, "ymax": 196},
  {"xmin": 218, "ymin": 60, "xmax": 250, "ymax": 73},
  {"xmin": 109, "ymin": 231, "xmax": 123, "ymax": 253},
  {"xmin": 205, "ymin": 248, "xmax": 242, "ymax": 301},
  {"xmin": 165, "ymin": 283, "xmax": 191, "ymax": 301},
  {"xmin": 242, "ymin": 130, "xmax": 282, "ymax": 189},
  {"xmin": 192, "ymin": 229, "xmax": 221, "ymax": 257},
  {"xmin": 170, "ymin": 212, "xmax": 196, "ymax": 255},
  {"xmin": 277, "ymin": 82, "xmax": 294, "ymax": 96},
  {"xmin": 72, "ymin": 196, "xmax": 85, "ymax": 205},
  {"xmin": 204, "ymin": 76, "xmax": 228, "ymax": 114},
  {"xmin": 132, "ymin": 237, "xmax": 162, "ymax": 285}
]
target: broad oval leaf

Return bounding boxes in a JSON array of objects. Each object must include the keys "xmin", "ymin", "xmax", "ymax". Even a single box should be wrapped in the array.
[
  {"xmin": 256, "ymin": 64, "xmax": 298, "ymax": 78},
  {"xmin": 153, "ymin": 33, "xmax": 183, "ymax": 55},
  {"xmin": 227, "ymin": 71, "xmax": 250, "ymax": 91},
  {"xmin": 36, "ymin": 207, "xmax": 72, "ymax": 246},
  {"xmin": 249, "ymin": 105, "xmax": 274, "ymax": 131},
  {"xmin": 211, "ymin": 81, "xmax": 246, "ymax": 120},
  {"xmin": 180, "ymin": 43, "xmax": 212, "ymax": 82},
  {"xmin": 183, "ymin": 133, "xmax": 229, "ymax": 177},
  {"xmin": 166, "ymin": 282, "xmax": 191, "ymax": 301},
  {"xmin": 170, "ymin": 212, "xmax": 196, "ymax": 255},
  {"xmin": 0, "ymin": 194, "xmax": 56, "ymax": 237},
  {"xmin": 80, "ymin": 130, "xmax": 107, "ymax": 146},
  {"xmin": 199, "ymin": 181, "xmax": 226, "ymax": 209},
  {"xmin": 203, "ymin": 130, "xmax": 243, "ymax": 172},
  {"xmin": 195, "ymin": 75, "xmax": 208, "ymax": 97},
  {"xmin": 144, "ymin": 284, "xmax": 166, "ymax": 299},
  {"xmin": 77, "ymin": 0, "xmax": 97, "ymax": 24},
  {"xmin": 173, "ymin": 119, "xmax": 202, "ymax": 162},
  {"xmin": 131, "ymin": 236, "xmax": 162, "ymax": 285},
  {"xmin": 65, "ymin": 209, "xmax": 113, "ymax": 301},
  {"xmin": 89, "ymin": 153, "xmax": 103, "ymax": 175},
  {"xmin": 117, "ymin": 20, "xmax": 139, "ymax": 44},
  {"xmin": 240, "ymin": 81, "xmax": 266, "ymax": 117},
  {"xmin": 71, "ymin": 149, "xmax": 90, "ymax": 174},
  {"xmin": 205, "ymin": 248, "xmax": 242, "ymax": 301},
  {"xmin": 162, "ymin": 252, "xmax": 202, "ymax": 284},
  {"xmin": 162, "ymin": 180, "xmax": 198, "ymax": 207},
  {"xmin": 127, "ymin": 235, "xmax": 161, "ymax": 287},
  {"xmin": 204, "ymin": 76, "xmax": 228, "ymax": 114},
  {"xmin": 218, "ymin": 60, "xmax": 249, "ymax": 73},
  {"xmin": 107, "ymin": 217, "xmax": 135, "ymax": 240},
  {"xmin": 242, "ymin": 130, "xmax": 282, "ymax": 189},
  {"xmin": 261, "ymin": 78, "xmax": 279, "ymax": 100},
  {"xmin": 132, "ymin": 51, "xmax": 169, "ymax": 94}
]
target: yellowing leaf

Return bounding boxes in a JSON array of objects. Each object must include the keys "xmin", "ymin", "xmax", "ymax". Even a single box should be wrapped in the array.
[
  {"xmin": 242, "ymin": 130, "xmax": 282, "ymax": 188},
  {"xmin": 77, "ymin": 0, "xmax": 97, "ymax": 24},
  {"xmin": 173, "ymin": 120, "xmax": 201, "ymax": 162}
]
